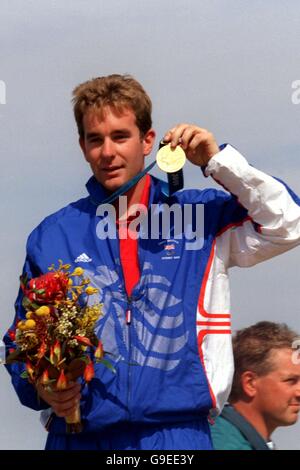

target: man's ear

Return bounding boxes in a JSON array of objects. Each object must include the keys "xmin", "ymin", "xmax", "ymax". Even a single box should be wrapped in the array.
[
  {"xmin": 143, "ymin": 129, "xmax": 156, "ymax": 157},
  {"xmin": 79, "ymin": 137, "xmax": 88, "ymax": 161},
  {"xmin": 241, "ymin": 371, "xmax": 258, "ymax": 399}
]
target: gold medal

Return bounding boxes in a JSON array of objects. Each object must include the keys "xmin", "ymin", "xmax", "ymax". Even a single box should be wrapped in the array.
[{"xmin": 156, "ymin": 143, "xmax": 186, "ymax": 174}]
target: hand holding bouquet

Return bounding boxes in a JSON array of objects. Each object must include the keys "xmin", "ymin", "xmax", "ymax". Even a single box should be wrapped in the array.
[{"xmin": 6, "ymin": 260, "xmax": 114, "ymax": 433}]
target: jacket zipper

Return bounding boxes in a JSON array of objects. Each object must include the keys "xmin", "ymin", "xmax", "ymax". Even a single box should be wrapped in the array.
[
  {"xmin": 126, "ymin": 295, "xmax": 132, "ymax": 418},
  {"xmin": 114, "ymin": 226, "xmax": 132, "ymax": 419},
  {"xmin": 126, "ymin": 296, "xmax": 132, "ymax": 325}
]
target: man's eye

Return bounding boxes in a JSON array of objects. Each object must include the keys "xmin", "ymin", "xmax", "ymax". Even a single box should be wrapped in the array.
[
  {"xmin": 114, "ymin": 134, "xmax": 129, "ymax": 141},
  {"xmin": 89, "ymin": 137, "xmax": 102, "ymax": 144},
  {"xmin": 285, "ymin": 378, "xmax": 297, "ymax": 384}
]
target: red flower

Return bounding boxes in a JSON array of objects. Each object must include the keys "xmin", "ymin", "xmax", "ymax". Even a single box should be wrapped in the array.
[
  {"xmin": 49, "ymin": 341, "xmax": 62, "ymax": 366},
  {"xmin": 26, "ymin": 360, "xmax": 34, "ymax": 381},
  {"xmin": 84, "ymin": 360, "xmax": 95, "ymax": 382},
  {"xmin": 24, "ymin": 272, "xmax": 69, "ymax": 304},
  {"xmin": 41, "ymin": 369, "xmax": 50, "ymax": 385},
  {"xmin": 8, "ymin": 329, "xmax": 16, "ymax": 341},
  {"xmin": 49, "ymin": 345, "xmax": 55, "ymax": 365},
  {"xmin": 37, "ymin": 341, "xmax": 47, "ymax": 360},
  {"xmin": 74, "ymin": 336, "xmax": 93, "ymax": 347},
  {"xmin": 53, "ymin": 340, "xmax": 62, "ymax": 363},
  {"xmin": 57, "ymin": 369, "xmax": 67, "ymax": 390}
]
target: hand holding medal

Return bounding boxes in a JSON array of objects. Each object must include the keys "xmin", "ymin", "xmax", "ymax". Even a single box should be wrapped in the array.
[
  {"xmin": 159, "ymin": 124, "xmax": 219, "ymax": 167},
  {"xmin": 156, "ymin": 124, "xmax": 219, "ymax": 194}
]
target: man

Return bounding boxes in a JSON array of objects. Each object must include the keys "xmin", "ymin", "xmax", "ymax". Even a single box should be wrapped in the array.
[
  {"xmin": 211, "ymin": 322, "xmax": 300, "ymax": 450},
  {"xmin": 3, "ymin": 74, "xmax": 300, "ymax": 450}
]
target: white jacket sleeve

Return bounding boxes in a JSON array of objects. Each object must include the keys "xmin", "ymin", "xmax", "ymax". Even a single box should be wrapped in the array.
[{"xmin": 204, "ymin": 144, "xmax": 300, "ymax": 267}]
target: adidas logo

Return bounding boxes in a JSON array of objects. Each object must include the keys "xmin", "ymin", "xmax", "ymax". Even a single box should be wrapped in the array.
[{"xmin": 75, "ymin": 253, "xmax": 92, "ymax": 263}]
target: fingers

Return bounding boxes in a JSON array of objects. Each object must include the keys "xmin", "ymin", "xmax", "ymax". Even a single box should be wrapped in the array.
[
  {"xmin": 164, "ymin": 124, "xmax": 188, "ymax": 148},
  {"xmin": 163, "ymin": 123, "xmax": 219, "ymax": 166},
  {"xmin": 37, "ymin": 381, "xmax": 82, "ymax": 418},
  {"xmin": 52, "ymin": 396, "xmax": 81, "ymax": 418},
  {"xmin": 186, "ymin": 131, "xmax": 213, "ymax": 153},
  {"xmin": 163, "ymin": 124, "xmax": 209, "ymax": 150}
]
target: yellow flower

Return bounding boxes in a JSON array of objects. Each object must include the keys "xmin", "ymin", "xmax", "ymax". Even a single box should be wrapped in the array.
[
  {"xmin": 68, "ymin": 278, "xmax": 73, "ymax": 286},
  {"xmin": 35, "ymin": 306, "xmax": 51, "ymax": 316},
  {"xmin": 71, "ymin": 267, "xmax": 84, "ymax": 277},
  {"xmin": 61, "ymin": 263, "xmax": 71, "ymax": 270},
  {"xmin": 53, "ymin": 340, "xmax": 61, "ymax": 363},
  {"xmin": 25, "ymin": 311, "xmax": 33, "ymax": 319},
  {"xmin": 85, "ymin": 286, "xmax": 99, "ymax": 295},
  {"xmin": 24, "ymin": 319, "xmax": 36, "ymax": 329},
  {"xmin": 72, "ymin": 291, "xmax": 78, "ymax": 301},
  {"xmin": 95, "ymin": 341, "xmax": 104, "ymax": 359},
  {"xmin": 17, "ymin": 321, "xmax": 26, "ymax": 331}
]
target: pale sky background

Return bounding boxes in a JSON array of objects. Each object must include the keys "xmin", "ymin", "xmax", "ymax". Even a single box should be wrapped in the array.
[{"xmin": 0, "ymin": 0, "xmax": 300, "ymax": 450}]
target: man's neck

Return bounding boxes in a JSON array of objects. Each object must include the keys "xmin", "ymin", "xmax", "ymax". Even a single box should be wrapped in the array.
[
  {"xmin": 232, "ymin": 401, "xmax": 274, "ymax": 441},
  {"xmin": 114, "ymin": 175, "xmax": 147, "ymax": 220}
]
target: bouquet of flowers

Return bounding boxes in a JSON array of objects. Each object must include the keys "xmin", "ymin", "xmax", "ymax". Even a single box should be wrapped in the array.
[{"xmin": 6, "ymin": 260, "xmax": 114, "ymax": 433}]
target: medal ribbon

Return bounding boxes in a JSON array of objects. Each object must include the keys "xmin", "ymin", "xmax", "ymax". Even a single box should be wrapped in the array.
[
  {"xmin": 100, "ymin": 140, "xmax": 184, "ymax": 205},
  {"xmin": 158, "ymin": 140, "xmax": 184, "ymax": 194},
  {"xmin": 101, "ymin": 160, "xmax": 156, "ymax": 205}
]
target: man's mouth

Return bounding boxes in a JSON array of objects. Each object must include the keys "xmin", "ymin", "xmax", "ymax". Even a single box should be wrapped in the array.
[{"xmin": 102, "ymin": 166, "xmax": 122, "ymax": 173}]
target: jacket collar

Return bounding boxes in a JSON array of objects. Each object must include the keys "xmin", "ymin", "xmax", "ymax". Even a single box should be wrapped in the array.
[
  {"xmin": 85, "ymin": 176, "xmax": 109, "ymax": 206},
  {"xmin": 86, "ymin": 175, "xmax": 170, "ymax": 207}
]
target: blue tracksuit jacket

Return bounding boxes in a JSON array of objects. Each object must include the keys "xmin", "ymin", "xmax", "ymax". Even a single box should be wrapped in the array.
[{"xmin": 4, "ymin": 145, "xmax": 300, "ymax": 449}]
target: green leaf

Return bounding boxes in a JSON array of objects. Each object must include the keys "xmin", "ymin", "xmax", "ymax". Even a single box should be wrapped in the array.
[
  {"xmin": 21, "ymin": 297, "xmax": 40, "ymax": 311},
  {"xmin": 57, "ymin": 357, "xmax": 66, "ymax": 367},
  {"xmin": 20, "ymin": 371, "xmax": 29, "ymax": 379},
  {"xmin": 31, "ymin": 302, "xmax": 40, "ymax": 310},
  {"xmin": 20, "ymin": 273, "xmax": 28, "ymax": 289},
  {"xmin": 96, "ymin": 358, "xmax": 116, "ymax": 374},
  {"xmin": 22, "ymin": 296, "xmax": 31, "ymax": 309},
  {"xmin": 35, "ymin": 289, "xmax": 45, "ymax": 294}
]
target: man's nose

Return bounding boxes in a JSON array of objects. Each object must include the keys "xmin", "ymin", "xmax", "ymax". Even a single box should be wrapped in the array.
[
  {"xmin": 295, "ymin": 381, "xmax": 300, "ymax": 399},
  {"xmin": 101, "ymin": 138, "xmax": 115, "ymax": 158}
]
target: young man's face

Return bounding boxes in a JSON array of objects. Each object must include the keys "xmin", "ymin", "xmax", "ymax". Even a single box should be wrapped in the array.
[
  {"xmin": 79, "ymin": 106, "xmax": 155, "ymax": 193},
  {"xmin": 255, "ymin": 348, "xmax": 300, "ymax": 429}
]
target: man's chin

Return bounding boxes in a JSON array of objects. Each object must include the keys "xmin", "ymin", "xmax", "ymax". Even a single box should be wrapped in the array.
[
  {"xmin": 101, "ymin": 178, "xmax": 125, "ymax": 194},
  {"xmin": 96, "ymin": 173, "xmax": 139, "ymax": 193},
  {"xmin": 282, "ymin": 412, "xmax": 299, "ymax": 426}
]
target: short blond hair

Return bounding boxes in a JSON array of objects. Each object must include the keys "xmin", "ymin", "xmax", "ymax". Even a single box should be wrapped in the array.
[{"xmin": 72, "ymin": 74, "xmax": 152, "ymax": 138}]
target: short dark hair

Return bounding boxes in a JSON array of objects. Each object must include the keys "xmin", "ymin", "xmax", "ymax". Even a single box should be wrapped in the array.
[
  {"xmin": 229, "ymin": 321, "xmax": 298, "ymax": 402},
  {"xmin": 72, "ymin": 74, "xmax": 152, "ymax": 138}
]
